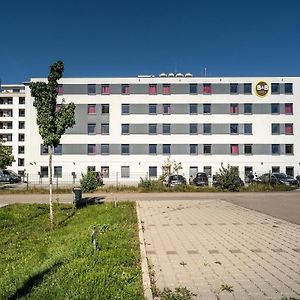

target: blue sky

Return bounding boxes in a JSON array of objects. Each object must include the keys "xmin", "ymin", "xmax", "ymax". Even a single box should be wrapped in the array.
[{"xmin": 1, "ymin": 0, "xmax": 300, "ymax": 83}]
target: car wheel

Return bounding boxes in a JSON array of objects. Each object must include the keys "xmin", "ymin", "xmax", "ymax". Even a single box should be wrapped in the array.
[{"xmin": 9, "ymin": 178, "xmax": 14, "ymax": 184}]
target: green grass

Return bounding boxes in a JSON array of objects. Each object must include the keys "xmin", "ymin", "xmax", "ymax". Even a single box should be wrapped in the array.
[{"xmin": 0, "ymin": 202, "xmax": 144, "ymax": 300}]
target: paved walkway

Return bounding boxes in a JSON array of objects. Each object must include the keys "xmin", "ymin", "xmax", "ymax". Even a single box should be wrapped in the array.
[{"xmin": 138, "ymin": 200, "xmax": 300, "ymax": 300}]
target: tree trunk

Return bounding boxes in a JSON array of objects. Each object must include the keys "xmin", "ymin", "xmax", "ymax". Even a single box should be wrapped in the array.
[{"xmin": 49, "ymin": 147, "xmax": 53, "ymax": 228}]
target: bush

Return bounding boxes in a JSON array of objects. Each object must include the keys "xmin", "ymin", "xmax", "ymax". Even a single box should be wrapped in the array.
[
  {"xmin": 80, "ymin": 171, "xmax": 98, "ymax": 192},
  {"xmin": 216, "ymin": 164, "xmax": 240, "ymax": 192},
  {"xmin": 138, "ymin": 178, "xmax": 166, "ymax": 192}
]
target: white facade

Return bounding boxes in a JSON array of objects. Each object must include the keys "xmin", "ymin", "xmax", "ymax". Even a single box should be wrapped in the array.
[
  {"xmin": 0, "ymin": 84, "xmax": 25, "ymax": 174},
  {"xmin": 24, "ymin": 76, "xmax": 299, "ymax": 184}
]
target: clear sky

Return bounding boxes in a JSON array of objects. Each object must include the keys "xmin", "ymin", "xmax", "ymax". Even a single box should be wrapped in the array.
[{"xmin": 1, "ymin": 0, "xmax": 300, "ymax": 83}]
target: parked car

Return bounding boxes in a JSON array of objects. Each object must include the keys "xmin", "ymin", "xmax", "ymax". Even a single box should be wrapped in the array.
[
  {"xmin": 0, "ymin": 169, "xmax": 21, "ymax": 184},
  {"xmin": 167, "ymin": 175, "xmax": 186, "ymax": 187},
  {"xmin": 212, "ymin": 175, "xmax": 244, "ymax": 188},
  {"xmin": 261, "ymin": 173, "xmax": 298, "ymax": 186},
  {"xmin": 190, "ymin": 172, "xmax": 208, "ymax": 186}
]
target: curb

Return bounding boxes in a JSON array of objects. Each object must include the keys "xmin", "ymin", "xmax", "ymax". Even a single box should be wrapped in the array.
[{"xmin": 136, "ymin": 201, "xmax": 153, "ymax": 300}]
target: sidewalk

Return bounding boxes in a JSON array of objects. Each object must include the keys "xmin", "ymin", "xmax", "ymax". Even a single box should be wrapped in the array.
[{"xmin": 138, "ymin": 199, "xmax": 300, "ymax": 300}]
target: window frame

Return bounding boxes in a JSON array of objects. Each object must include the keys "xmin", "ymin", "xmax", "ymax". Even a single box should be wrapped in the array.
[
  {"xmin": 121, "ymin": 124, "xmax": 130, "ymax": 135},
  {"xmin": 121, "ymin": 144, "xmax": 130, "ymax": 155},
  {"xmin": 203, "ymin": 144, "xmax": 212, "ymax": 155},
  {"xmin": 162, "ymin": 144, "xmax": 171, "ymax": 155},
  {"xmin": 149, "ymin": 144, "xmax": 157, "ymax": 155},
  {"xmin": 122, "ymin": 104, "xmax": 130, "ymax": 115},
  {"xmin": 203, "ymin": 104, "xmax": 211, "ymax": 114}
]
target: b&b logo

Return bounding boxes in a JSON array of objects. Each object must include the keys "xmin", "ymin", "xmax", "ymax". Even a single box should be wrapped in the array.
[{"xmin": 255, "ymin": 81, "xmax": 269, "ymax": 97}]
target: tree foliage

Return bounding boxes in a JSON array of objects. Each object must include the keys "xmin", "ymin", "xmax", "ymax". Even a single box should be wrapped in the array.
[
  {"xmin": 0, "ymin": 139, "xmax": 15, "ymax": 169},
  {"xmin": 80, "ymin": 172, "xmax": 98, "ymax": 192},
  {"xmin": 216, "ymin": 164, "xmax": 240, "ymax": 191}
]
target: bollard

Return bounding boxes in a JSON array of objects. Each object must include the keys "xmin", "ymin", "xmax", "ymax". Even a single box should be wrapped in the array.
[{"xmin": 92, "ymin": 225, "xmax": 99, "ymax": 250}]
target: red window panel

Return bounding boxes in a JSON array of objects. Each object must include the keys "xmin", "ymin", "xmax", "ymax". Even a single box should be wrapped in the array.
[
  {"xmin": 101, "ymin": 85, "xmax": 110, "ymax": 95},
  {"xmin": 162, "ymin": 84, "xmax": 171, "ymax": 95},
  {"xmin": 285, "ymin": 103, "xmax": 293, "ymax": 114},
  {"xmin": 285, "ymin": 124, "xmax": 293, "ymax": 135},
  {"xmin": 88, "ymin": 105, "xmax": 96, "ymax": 114},
  {"xmin": 203, "ymin": 84, "xmax": 212, "ymax": 94},
  {"xmin": 231, "ymin": 144, "xmax": 239, "ymax": 155},
  {"xmin": 230, "ymin": 104, "xmax": 239, "ymax": 114},
  {"xmin": 149, "ymin": 84, "xmax": 157, "ymax": 95},
  {"xmin": 122, "ymin": 85, "xmax": 130, "ymax": 95},
  {"xmin": 57, "ymin": 86, "xmax": 64, "ymax": 95},
  {"xmin": 55, "ymin": 104, "xmax": 61, "ymax": 112}
]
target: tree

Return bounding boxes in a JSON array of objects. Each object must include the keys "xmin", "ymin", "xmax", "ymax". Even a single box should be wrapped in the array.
[
  {"xmin": 30, "ymin": 61, "xmax": 75, "ymax": 227},
  {"xmin": 0, "ymin": 139, "xmax": 15, "ymax": 169},
  {"xmin": 215, "ymin": 164, "xmax": 240, "ymax": 192}
]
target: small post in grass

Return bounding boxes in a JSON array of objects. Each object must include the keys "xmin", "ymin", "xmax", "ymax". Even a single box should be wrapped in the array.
[
  {"xmin": 114, "ymin": 194, "xmax": 118, "ymax": 208},
  {"xmin": 92, "ymin": 225, "xmax": 99, "ymax": 250}
]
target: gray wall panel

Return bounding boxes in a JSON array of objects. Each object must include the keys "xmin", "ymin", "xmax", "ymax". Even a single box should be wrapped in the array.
[
  {"xmin": 212, "ymin": 84, "xmax": 230, "ymax": 94},
  {"xmin": 279, "ymin": 83, "xmax": 285, "ymax": 94},
  {"xmin": 172, "ymin": 144, "xmax": 189, "ymax": 154},
  {"xmin": 253, "ymin": 104, "xmax": 269, "ymax": 114},
  {"xmin": 130, "ymin": 124, "xmax": 148, "ymax": 134},
  {"xmin": 172, "ymin": 124, "xmax": 189, "ymax": 134},
  {"xmin": 253, "ymin": 144, "xmax": 270, "ymax": 155},
  {"xmin": 130, "ymin": 84, "xmax": 148, "ymax": 94},
  {"xmin": 172, "ymin": 104, "xmax": 189, "ymax": 114},
  {"xmin": 213, "ymin": 144, "xmax": 230, "ymax": 155},
  {"xmin": 172, "ymin": 84, "xmax": 189, "ymax": 94},
  {"xmin": 110, "ymin": 144, "xmax": 120, "ymax": 155},
  {"xmin": 63, "ymin": 84, "xmax": 87, "ymax": 94},
  {"xmin": 110, "ymin": 84, "xmax": 121, "ymax": 94},
  {"xmin": 213, "ymin": 124, "xmax": 230, "ymax": 134},
  {"xmin": 212, "ymin": 104, "xmax": 228, "ymax": 114},
  {"xmin": 131, "ymin": 144, "xmax": 148, "ymax": 154},
  {"xmin": 130, "ymin": 104, "xmax": 148, "ymax": 114},
  {"xmin": 63, "ymin": 144, "xmax": 87, "ymax": 154}
]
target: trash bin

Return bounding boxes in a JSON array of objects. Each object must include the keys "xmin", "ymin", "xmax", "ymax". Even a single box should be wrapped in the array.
[{"xmin": 73, "ymin": 187, "xmax": 83, "ymax": 207}]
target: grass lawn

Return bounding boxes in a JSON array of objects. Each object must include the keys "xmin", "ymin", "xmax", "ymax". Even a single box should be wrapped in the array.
[{"xmin": 0, "ymin": 202, "xmax": 144, "ymax": 300}]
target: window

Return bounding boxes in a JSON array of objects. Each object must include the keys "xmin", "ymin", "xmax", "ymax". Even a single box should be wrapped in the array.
[
  {"xmin": 121, "ymin": 144, "xmax": 129, "ymax": 155},
  {"xmin": 190, "ymin": 104, "xmax": 198, "ymax": 114},
  {"xmin": 203, "ymin": 144, "xmax": 211, "ymax": 154},
  {"xmin": 122, "ymin": 124, "xmax": 129, "ymax": 135},
  {"xmin": 40, "ymin": 166, "xmax": 48, "ymax": 178},
  {"xmin": 244, "ymin": 144, "xmax": 252, "ymax": 154},
  {"xmin": 54, "ymin": 144, "xmax": 62, "ymax": 155},
  {"xmin": 87, "ymin": 166, "xmax": 96, "ymax": 172},
  {"xmin": 190, "ymin": 144, "xmax": 198, "ymax": 155},
  {"xmin": 272, "ymin": 144, "xmax": 280, "ymax": 155},
  {"xmin": 18, "ymin": 158, "xmax": 24, "ymax": 166},
  {"xmin": 271, "ymin": 103, "xmax": 279, "ymax": 114},
  {"xmin": 101, "ymin": 104, "xmax": 109, "ymax": 114},
  {"xmin": 121, "ymin": 166, "xmax": 130, "ymax": 178},
  {"xmin": 6, "ymin": 134, "xmax": 12, "ymax": 142},
  {"xmin": 88, "ymin": 123, "xmax": 96, "ymax": 134},
  {"xmin": 230, "ymin": 124, "xmax": 238, "ymax": 135},
  {"xmin": 54, "ymin": 166, "xmax": 62, "ymax": 178},
  {"xmin": 230, "ymin": 103, "xmax": 239, "ymax": 114},
  {"xmin": 88, "ymin": 84, "xmax": 96, "ymax": 94},
  {"xmin": 149, "ymin": 166, "xmax": 157, "ymax": 178},
  {"xmin": 163, "ymin": 124, "xmax": 171, "ymax": 135},
  {"xmin": 149, "ymin": 144, "xmax": 157, "ymax": 155},
  {"xmin": 203, "ymin": 104, "xmax": 211, "ymax": 114},
  {"xmin": 88, "ymin": 144, "xmax": 96, "ymax": 155},
  {"xmin": 149, "ymin": 124, "xmax": 157, "ymax": 135},
  {"xmin": 163, "ymin": 144, "xmax": 170, "ymax": 155},
  {"xmin": 189, "ymin": 123, "xmax": 198, "ymax": 135},
  {"xmin": 101, "ymin": 166, "xmax": 109, "ymax": 178},
  {"xmin": 41, "ymin": 145, "xmax": 48, "ymax": 155},
  {"xmin": 149, "ymin": 84, "xmax": 157, "ymax": 95},
  {"xmin": 101, "ymin": 123, "xmax": 109, "ymax": 135},
  {"xmin": 55, "ymin": 104, "xmax": 61, "ymax": 112},
  {"xmin": 244, "ymin": 103, "xmax": 252, "ymax": 114},
  {"xmin": 122, "ymin": 104, "xmax": 129, "ymax": 114},
  {"xmin": 285, "ymin": 103, "xmax": 293, "ymax": 114},
  {"xmin": 19, "ymin": 97, "xmax": 25, "ymax": 104},
  {"xmin": 149, "ymin": 104, "xmax": 157, "ymax": 114},
  {"xmin": 163, "ymin": 104, "xmax": 171, "ymax": 114},
  {"xmin": 189, "ymin": 84, "xmax": 197, "ymax": 94},
  {"xmin": 272, "ymin": 124, "xmax": 280, "ymax": 135},
  {"xmin": 285, "ymin": 123, "xmax": 293, "ymax": 135},
  {"xmin": 19, "ymin": 109, "xmax": 25, "ymax": 117},
  {"xmin": 272, "ymin": 166, "xmax": 280, "ymax": 173},
  {"xmin": 244, "ymin": 83, "xmax": 252, "ymax": 94},
  {"xmin": 19, "ymin": 121, "xmax": 25, "ymax": 129},
  {"xmin": 57, "ymin": 85, "xmax": 64, "ymax": 95},
  {"xmin": 162, "ymin": 84, "xmax": 171, "ymax": 95},
  {"xmin": 88, "ymin": 104, "xmax": 96, "ymax": 114},
  {"xmin": 285, "ymin": 83, "xmax": 293, "ymax": 94},
  {"xmin": 121, "ymin": 84, "xmax": 130, "ymax": 95},
  {"xmin": 231, "ymin": 144, "xmax": 239, "ymax": 155},
  {"xmin": 101, "ymin": 144, "xmax": 109, "ymax": 155},
  {"xmin": 203, "ymin": 123, "xmax": 211, "ymax": 134},
  {"xmin": 285, "ymin": 144, "xmax": 293, "ymax": 155},
  {"xmin": 19, "ymin": 134, "xmax": 25, "ymax": 142},
  {"xmin": 189, "ymin": 166, "xmax": 198, "ymax": 177},
  {"xmin": 203, "ymin": 83, "xmax": 211, "ymax": 94},
  {"xmin": 286, "ymin": 166, "xmax": 294, "ymax": 177},
  {"xmin": 271, "ymin": 83, "xmax": 279, "ymax": 94},
  {"xmin": 244, "ymin": 123, "xmax": 252, "ymax": 135},
  {"xmin": 230, "ymin": 83, "xmax": 238, "ymax": 94},
  {"xmin": 245, "ymin": 166, "xmax": 253, "ymax": 179},
  {"xmin": 18, "ymin": 146, "xmax": 24, "ymax": 154},
  {"xmin": 203, "ymin": 166, "xmax": 212, "ymax": 176},
  {"xmin": 101, "ymin": 84, "xmax": 110, "ymax": 95}
]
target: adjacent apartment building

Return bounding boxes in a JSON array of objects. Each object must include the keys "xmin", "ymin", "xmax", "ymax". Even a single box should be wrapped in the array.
[{"xmin": 23, "ymin": 75, "xmax": 299, "ymax": 183}]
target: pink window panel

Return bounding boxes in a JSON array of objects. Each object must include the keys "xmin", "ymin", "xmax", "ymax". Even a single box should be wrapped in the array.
[
  {"xmin": 124, "ymin": 85, "xmax": 129, "ymax": 94},
  {"xmin": 149, "ymin": 85, "xmax": 157, "ymax": 95},
  {"xmin": 102, "ymin": 85, "xmax": 110, "ymax": 94},
  {"xmin": 88, "ymin": 105, "xmax": 96, "ymax": 114},
  {"xmin": 285, "ymin": 103, "xmax": 293, "ymax": 114},
  {"xmin": 231, "ymin": 145, "xmax": 239, "ymax": 155},
  {"xmin": 230, "ymin": 104, "xmax": 238, "ymax": 114},
  {"xmin": 285, "ymin": 124, "xmax": 293, "ymax": 135},
  {"xmin": 203, "ymin": 84, "xmax": 212, "ymax": 94},
  {"xmin": 57, "ymin": 86, "xmax": 64, "ymax": 95},
  {"xmin": 55, "ymin": 104, "xmax": 61, "ymax": 112},
  {"xmin": 162, "ymin": 85, "xmax": 171, "ymax": 95}
]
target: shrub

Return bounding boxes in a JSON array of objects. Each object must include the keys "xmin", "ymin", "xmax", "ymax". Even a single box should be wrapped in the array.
[
  {"xmin": 138, "ymin": 178, "xmax": 166, "ymax": 192},
  {"xmin": 80, "ymin": 171, "xmax": 98, "ymax": 192},
  {"xmin": 216, "ymin": 164, "xmax": 240, "ymax": 192}
]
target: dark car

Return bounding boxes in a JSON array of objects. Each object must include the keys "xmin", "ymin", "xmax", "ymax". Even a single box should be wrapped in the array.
[
  {"xmin": 0, "ymin": 169, "xmax": 21, "ymax": 184},
  {"xmin": 260, "ymin": 173, "xmax": 297, "ymax": 186},
  {"xmin": 212, "ymin": 175, "xmax": 244, "ymax": 187},
  {"xmin": 167, "ymin": 175, "xmax": 186, "ymax": 187},
  {"xmin": 191, "ymin": 172, "xmax": 208, "ymax": 186}
]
